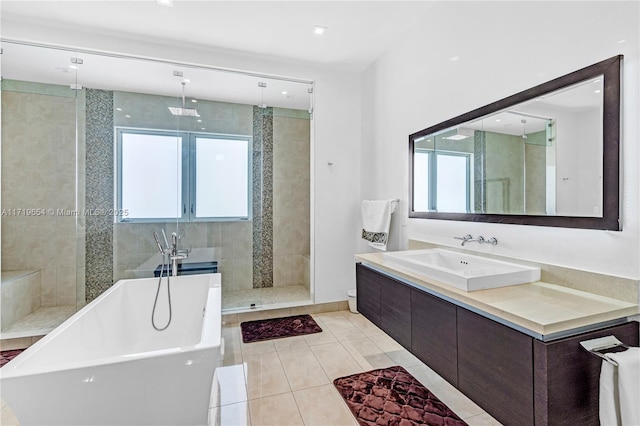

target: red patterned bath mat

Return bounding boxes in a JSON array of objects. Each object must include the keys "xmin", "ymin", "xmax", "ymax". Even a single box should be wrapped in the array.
[
  {"xmin": 0, "ymin": 349, "xmax": 25, "ymax": 368},
  {"xmin": 334, "ymin": 365, "xmax": 468, "ymax": 426},
  {"xmin": 240, "ymin": 314, "xmax": 322, "ymax": 343}
]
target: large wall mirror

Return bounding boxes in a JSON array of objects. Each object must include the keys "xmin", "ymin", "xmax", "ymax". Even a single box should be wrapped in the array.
[{"xmin": 409, "ymin": 55, "xmax": 621, "ymax": 230}]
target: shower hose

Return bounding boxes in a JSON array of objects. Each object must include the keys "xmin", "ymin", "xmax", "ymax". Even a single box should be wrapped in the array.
[{"xmin": 151, "ymin": 252, "xmax": 172, "ymax": 331}]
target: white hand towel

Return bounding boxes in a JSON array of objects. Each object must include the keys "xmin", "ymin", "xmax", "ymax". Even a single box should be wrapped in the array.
[
  {"xmin": 605, "ymin": 348, "xmax": 640, "ymax": 426},
  {"xmin": 599, "ymin": 359, "xmax": 621, "ymax": 426},
  {"xmin": 361, "ymin": 199, "xmax": 395, "ymax": 251}
]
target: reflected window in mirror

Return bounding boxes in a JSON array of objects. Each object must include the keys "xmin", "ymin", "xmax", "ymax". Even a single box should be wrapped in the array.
[{"xmin": 409, "ymin": 55, "xmax": 621, "ymax": 230}]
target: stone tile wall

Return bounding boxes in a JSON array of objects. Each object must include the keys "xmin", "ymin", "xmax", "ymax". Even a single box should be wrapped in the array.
[{"xmin": 1, "ymin": 86, "xmax": 79, "ymax": 307}]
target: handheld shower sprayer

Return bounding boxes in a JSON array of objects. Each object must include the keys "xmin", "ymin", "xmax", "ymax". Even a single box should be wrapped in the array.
[{"xmin": 153, "ymin": 231, "xmax": 164, "ymax": 254}]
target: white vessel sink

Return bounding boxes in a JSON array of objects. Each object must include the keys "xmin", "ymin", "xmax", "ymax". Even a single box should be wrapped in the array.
[{"xmin": 382, "ymin": 249, "xmax": 540, "ymax": 291}]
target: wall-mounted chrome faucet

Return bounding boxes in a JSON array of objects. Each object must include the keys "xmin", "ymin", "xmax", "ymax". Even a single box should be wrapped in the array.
[
  {"xmin": 453, "ymin": 234, "xmax": 498, "ymax": 246},
  {"xmin": 454, "ymin": 234, "xmax": 474, "ymax": 246}
]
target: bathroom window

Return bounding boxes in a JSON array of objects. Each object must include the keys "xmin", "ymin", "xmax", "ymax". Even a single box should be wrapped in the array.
[
  {"xmin": 116, "ymin": 128, "xmax": 251, "ymax": 222},
  {"xmin": 413, "ymin": 149, "xmax": 471, "ymax": 213}
]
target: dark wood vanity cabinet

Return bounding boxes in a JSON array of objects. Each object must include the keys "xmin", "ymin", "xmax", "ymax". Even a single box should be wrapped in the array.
[
  {"xmin": 411, "ymin": 288, "xmax": 458, "ymax": 386},
  {"xmin": 379, "ymin": 275, "xmax": 412, "ymax": 349},
  {"xmin": 533, "ymin": 323, "xmax": 640, "ymax": 425},
  {"xmin": 355, "ymin": 263, "xmax": 640, "ymax": 426},
  {"xmin": 357, "ymin": 262, "xmax": 412, "ymax": 349},
  {"xmin": 457, "ymin": 308, "xmax": 534, "ymax": 425},
  {"xmin": 355, "ymin": 263, "xmax": 381, "ymax": 326}
]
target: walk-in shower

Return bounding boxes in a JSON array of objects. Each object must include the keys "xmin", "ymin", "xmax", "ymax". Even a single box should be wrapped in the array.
[{"xmin": 1, "ymin": 40, "xmax": 315, "ymax": 342}]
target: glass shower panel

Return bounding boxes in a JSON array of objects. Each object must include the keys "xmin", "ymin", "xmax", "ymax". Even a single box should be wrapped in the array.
[
  {"xmin": 105, "ymin": 55, "xmax": 185, "ymax": 284},
  {"xmin": 0, "ymin": 42, "xmax": 81, "ymax": 337},
  {"xmin": 270, "ymin": 105, "xmax": 313, "ymax": 307},
  {"xmin": 1, "ymin": 42, "xmax": 314, "ymax": 318}
]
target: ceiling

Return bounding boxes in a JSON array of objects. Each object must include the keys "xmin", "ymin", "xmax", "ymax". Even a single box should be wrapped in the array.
[
  {"xmin": 0, "ymin": 1, "xmax": 435, "ymax": 72},
  {"xmin": 0, "ymin": 1, "xmax": 435, "ymax": 109}
]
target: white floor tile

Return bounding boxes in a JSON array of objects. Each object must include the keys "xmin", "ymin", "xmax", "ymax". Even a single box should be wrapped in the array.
[
  {"xmin": 249, "ymin": 393, "xmax": 305, "ymax": 426},
  {"xmin": 243, "ymin": 352, "xmax": 291, "ymax": 400},
  {"xmin": 278, "ymin": 347, "xmax": 330, "ymax": 390},
  {"xmin": 293, "ymin": 384, "xmax": 359, "ymax": 426},
  {"xmin": 309, "ymin": 342, "xmax": 362, "ymax": 380}
]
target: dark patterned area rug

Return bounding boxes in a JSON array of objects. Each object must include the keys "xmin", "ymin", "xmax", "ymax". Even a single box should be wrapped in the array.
[
  {"xmin": 0, "ymin": 349, "xmax": 25, "ymax": 368},
  {"xmin": 240, "ymin": 314, "xmax": 323, "ymax": 343},
  {"xmin": 334, "ymin": 365, "xmax": 468, "ymax": 426}
]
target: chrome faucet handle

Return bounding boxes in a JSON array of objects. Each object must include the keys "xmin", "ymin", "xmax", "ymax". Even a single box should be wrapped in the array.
[
  {"xmin": 487, "ymin": 237, "xmax": 498, "ymax": 245},
  {"xmin": 476, "ymin": 236, "xmax": 486, "ymax": 244},
  {"xmin": 175, "ymin": 246, "xmax": 190, "ymax": 259},
  {"xmin": 454, "ymin": 234, "xmax": 474, "ymax": 246}
]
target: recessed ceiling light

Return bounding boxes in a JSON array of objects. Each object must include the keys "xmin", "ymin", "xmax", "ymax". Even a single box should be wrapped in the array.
[
  {"xmin": 595, "ymin": 90, "xmax": 601, "ymax": 94},
  {"xmin": 191, "ymin": 99, "xmax": 197, "ymax": 103},
  {"xmin": 197, "ymin": 119, "xmax": 202, "ymax": 123},
  {"xmin": 157, "ymin": 0, "xmax": 174, "ymax": 6},
  {"xmin": 495, "ymin": 119, "xmax": 501, "ymax": 122},
  {"xmin": 125, "ymin": 114, "xmax": 131, "ymax": 118},
  {"xmin": 618, "ymin": 39, "xmax": 626, "ymax": 44},
  {"xmin": 314, "ymin": 25, "xmax": 327, "ymax": 35},
  {"xmin": 450, "ymin": 56, "xmax": 460, "ymax": 62},
  {"xmin": 116, "ymin": 108, "xmax": 122, "ymax": 111},
  {"xmin": 282, "ymin": 91, "xmax": 288, "ymax": 95},
  {"xmin": 201, "ymin": 127, "xmax": 206, "ymax": 130}
]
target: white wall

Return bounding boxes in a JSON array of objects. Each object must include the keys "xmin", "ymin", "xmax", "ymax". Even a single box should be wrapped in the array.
[
  {"xmin": 361, "ymin": 1, "xmax": 640, "ymax": 280},
  {"xmin": 1, "ymin": 19, "xmax": 362, "ymax": 303}
]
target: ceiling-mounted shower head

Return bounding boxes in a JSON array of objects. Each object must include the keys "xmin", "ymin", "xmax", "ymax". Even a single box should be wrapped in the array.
[
  {"xmin": 168, "ymin": 106, "xmax": 200, "ymax": 117},
  {"xmin": 169, "ymin": 78, "xmax": 200, "ymax": 117}
]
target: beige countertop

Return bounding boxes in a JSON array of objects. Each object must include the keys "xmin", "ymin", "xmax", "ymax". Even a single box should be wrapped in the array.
[{"xmin": 355, "ymin": 252, "xmax": 639, "ymax": 340}]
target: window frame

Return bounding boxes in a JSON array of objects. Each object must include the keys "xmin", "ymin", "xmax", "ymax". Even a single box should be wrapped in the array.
[
  {"xmin": 115, "ymin": 127, "xmax": 252, "ymax": 223},
  {"xmin": 187, "ymin": 132, "xmax": 253, "ymax": 222}
]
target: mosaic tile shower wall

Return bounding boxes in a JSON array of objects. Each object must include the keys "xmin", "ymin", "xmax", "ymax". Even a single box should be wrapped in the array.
[
  {"xmin": 85, "ymin": 89, "xmax": 114, "ymax": 302},
  {"xmin": 253, "ymin": 106, "xmax": 274, "ymax": 288}
]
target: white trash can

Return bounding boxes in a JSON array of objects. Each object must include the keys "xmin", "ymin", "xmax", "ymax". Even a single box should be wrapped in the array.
[{"xmin": 347, "ymin": 289, "xmax": 358, "ymax": 313}]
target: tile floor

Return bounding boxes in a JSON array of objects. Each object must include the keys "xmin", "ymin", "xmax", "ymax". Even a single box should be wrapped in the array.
[
  {"xmin": 209, "ymin": 309, "xmax": 501, "ymax": 425},
  {"xmin": 0, "ymin": 309, "xmax": 503, "ymax": 425}
]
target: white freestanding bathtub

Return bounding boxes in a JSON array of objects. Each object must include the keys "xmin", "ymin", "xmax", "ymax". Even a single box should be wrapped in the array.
[{"xmin": 0, "ymin": 273, "xmax": 222, "ymax": 426}]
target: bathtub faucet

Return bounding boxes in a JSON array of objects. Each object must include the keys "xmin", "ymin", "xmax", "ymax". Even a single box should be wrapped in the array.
[
  {"xmin": 153, "ymin": 231, "xmax": 190, "ymax": 276},
  {"xmin": 169, "ymin": 232, "xmax": 190, "ymax": 276}
]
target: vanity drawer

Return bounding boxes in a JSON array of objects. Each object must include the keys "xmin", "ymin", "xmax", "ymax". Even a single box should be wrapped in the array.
[{"xmin": 457, "ymin": 308, "xmax": 534, "ymax": 426}]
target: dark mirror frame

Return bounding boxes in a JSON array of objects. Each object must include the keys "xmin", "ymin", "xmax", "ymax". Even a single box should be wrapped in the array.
[{"xmin": 409, "ymin": 55, "xmax": 622, "ymax": 231}]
